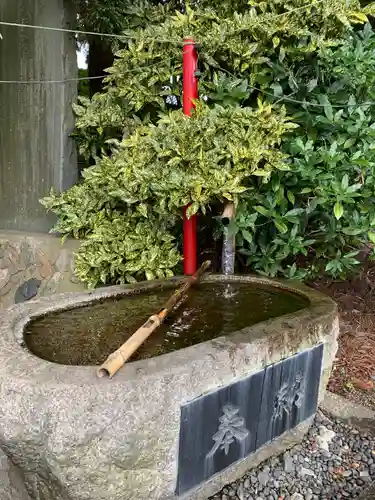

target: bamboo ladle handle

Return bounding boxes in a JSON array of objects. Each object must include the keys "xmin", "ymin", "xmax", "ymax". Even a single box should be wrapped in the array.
[{"xmin": 97, "ymin": 260, "xmax": 211, "ymax": 379}]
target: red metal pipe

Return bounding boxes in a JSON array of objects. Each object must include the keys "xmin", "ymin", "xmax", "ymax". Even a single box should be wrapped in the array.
[
  {"xmin": 183, "ymin": 39, "xmax": 198, "ymax": 275},
  {"xmin": 183, "ymin": 40, "xmax": 198, "ymax": 116}
]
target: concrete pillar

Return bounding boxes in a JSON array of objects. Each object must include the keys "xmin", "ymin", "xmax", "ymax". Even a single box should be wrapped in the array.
[{"xmin": 0, "ymin": 0, "xmax": 77, "ymax": 232}]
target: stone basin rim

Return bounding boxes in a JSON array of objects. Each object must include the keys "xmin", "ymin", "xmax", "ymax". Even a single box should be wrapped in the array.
[{"xmin": 0, "ymin": 274, "xmax": 337, "ymax": 387}]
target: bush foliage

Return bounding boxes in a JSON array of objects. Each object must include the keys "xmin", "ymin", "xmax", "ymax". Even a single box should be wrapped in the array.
[
  {"xmin": 235, "ymin": 23, "xmax": 375, "ymax": 279},
  {"xmin": 42, "ymin": 0, "xmax": 375, "ymax": 286},
  {"xmin": 43, "ymin": 103, "xmax": 295, "ymax": 286}
]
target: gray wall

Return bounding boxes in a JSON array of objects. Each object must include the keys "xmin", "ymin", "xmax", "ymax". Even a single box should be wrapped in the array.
[{"xmin": 0, "ymin": 0, "xmax": 77, "ymax": 232}]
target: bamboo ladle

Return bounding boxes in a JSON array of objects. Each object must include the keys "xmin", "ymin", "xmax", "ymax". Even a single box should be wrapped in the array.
[{"xmin": 97, "ymin": 260, "xmax": 211, "ymax": 379}]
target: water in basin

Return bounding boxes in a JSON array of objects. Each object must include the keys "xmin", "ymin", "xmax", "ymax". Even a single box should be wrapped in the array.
[{"xmin": 24, "ymin": 282, "xmax": 308, "ymax": 365}]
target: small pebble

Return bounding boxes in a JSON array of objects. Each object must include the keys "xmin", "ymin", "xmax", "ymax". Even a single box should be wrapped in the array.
[
  {"xmin": 273, "ymin": 468, "xmax": 283, "ymax": 479},
  {"xmin": 291, "ymin": 494, "xmax": 304, "ymax": 500},
  {"xmin": 237, "ymin": 484, "xmax": 245, "ymax": 500},
  {"xmin": 300, "ymin": 466, "xmax": 315, "ymax": 477},
  {"xmin": 258, "ymin": 470, "xmax": 270, "ymax": 486},
  {"xmin": 284, "ymin": 455, "xmax": 294, "ymax": 473}
]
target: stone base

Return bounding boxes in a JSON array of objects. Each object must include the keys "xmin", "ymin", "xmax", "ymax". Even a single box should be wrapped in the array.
[
  {"xmin": 321, "ymin": 391, "xmax": 375, "ymax": 436},
  {"xmin": 0, "ymin": 276, "xmax": 338, "ymax": 500},
  {"xmin": 0, "ymin": 230, "xmax": 86, "ymax": 310}
]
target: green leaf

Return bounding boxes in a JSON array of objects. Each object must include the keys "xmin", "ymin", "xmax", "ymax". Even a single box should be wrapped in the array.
[
  {"xmin": 368, "ymin": 231, "xmax": 375, "ymax": 244},
  {"xmin": 241, "ymin": 229, "xmax": 253, "ymax": 244},
  {"xmin": 287, "ymin": 191, "xmax": 295, "ymax": 204},
  {"xmin": 255, "ymin": 206, "xmax": 269, "ymax": 217},
  {"xmin": 341, "ymin": 227, "xmax": 363, "ymax": 235},
  {"xmin": 348, "ymin": 95, "xmax": 356, "ymax": 114},
  {"xmin": 274, "ymin": 220, "xmax": 288, "ymax": 234},
  {"xmin": 325, "ymin": 261, "xmax": 336, "ymax": 272},
  {"xmin": 138, "ymin": 203, "xmax": 148, "ymax": 217},
  {"xmin": 252, "ymin": 170, "xmax": 270, "ymax": 177},
  {"xmin": 285, "ymin": 208, "xmax": 305, "ymax": 217},
  {"xmin": 307, "ymin": 79, "xmax": 318, "ymax": 93},
  {"xmin": 187, "ymin": 202, "xmax": 200, "ymax": 217},
  {"xmin": 319, "ymin": 95, "xmax": 333, "ymax": 121},
  {"xmin": 334, "ymin": 202, "xmax": 344, "ymax": 220},
  {"xmin": 350, "ymin": 11, "xmax": 368, "ymax": 23},
  {"xmin": 343, "ymin": 138, "xmax": 356, "ymax": 149},
  {"xmin": 271, "ymin": 83, "xmax": 283, "ymax": 97},
  {"xmin": 145, "ymin": 270, "xmax": 155, "ymax": 281}
]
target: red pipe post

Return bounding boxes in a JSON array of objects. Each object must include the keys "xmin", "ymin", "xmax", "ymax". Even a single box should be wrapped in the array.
[{"xmin": 182, "ymin": 39, "xmax": 198, "ymax": 275}]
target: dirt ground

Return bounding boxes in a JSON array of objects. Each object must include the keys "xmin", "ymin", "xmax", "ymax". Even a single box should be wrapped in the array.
[{"xmin": 310, "ymin": 260, "xmax": 375, "ymax": 410}]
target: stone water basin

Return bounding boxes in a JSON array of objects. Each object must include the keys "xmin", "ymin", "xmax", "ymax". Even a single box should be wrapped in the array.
[{"xmin": 0, "ymin": 275, "xmax": 338, "ymax": 500}]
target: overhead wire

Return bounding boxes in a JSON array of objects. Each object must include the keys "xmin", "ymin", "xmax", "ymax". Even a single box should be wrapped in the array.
[
  {"xmin": 0, "ymin": 57, "xmax": 178, "ymax": 125},
  {"xmin": 249, "ymin": 84, "xmax": 375, "ymax": 109},
  {"xmin": 0, "ymin": 58, "xmax": 173, "ymax": 84},
  {"xmin": 0, "ymin": 0, "xmax": 325, "ymax": 39},
  {"xmin": 0, "ymin": 20, "xmax": 125, "ymax": 39},
  {"xmin": 215, "ymin": 65, "xmax": 375, "ymax": 110},
  {"xmin": 0, "ymin": 16, "xmax": 185, "ymax": 84},
  {"xmin": 0, "ymin": 0, "xmax": 372, "ymax": 110},
  {"xmin": 0, "ymin": 20, "xmax": 185, "ymax": 45},
  {"xmin": 0, "ymin": 75, "xmax": 107, "ymax": 84}
]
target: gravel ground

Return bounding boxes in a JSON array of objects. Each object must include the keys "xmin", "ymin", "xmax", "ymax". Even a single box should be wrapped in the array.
[{"xmin": 209, "ymin": 412, "xmax": 375, "ymax": 500}]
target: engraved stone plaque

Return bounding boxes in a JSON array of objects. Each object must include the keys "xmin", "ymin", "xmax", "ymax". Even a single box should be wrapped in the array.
[
  {"xmin": 256, "ymin": 343, "xmax": 324, "ymax": 448},
  {"xmin": 176, "ymin": 343, "xmax": 324, "ymax": 495}
]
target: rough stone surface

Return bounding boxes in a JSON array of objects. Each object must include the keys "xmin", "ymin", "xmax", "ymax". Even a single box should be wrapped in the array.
[
  {"xmin": 320, "ymin": 391, "xmax": 375, "ymax": 435},
  {"xmin": 0, "ymin": 275, "xmax": 338, "ymax": 500},
  {"xmin": 0, "ymin": 0, "xmax": 77, "ymax": 232},
  {"xmin": 0, "ymin": 448, "xmax": 31, "ymax": 500},
  {"xmin": 0, "ymin": 231, "xmax": 85, "ymax": 310}
]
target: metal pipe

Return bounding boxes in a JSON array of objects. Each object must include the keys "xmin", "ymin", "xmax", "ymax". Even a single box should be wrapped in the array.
[
  {"xmin": 182, "ymin": 39, "xmax": 198, "ymax": 275},
  {"xmin": 221, "ymin": 201, "xmax": 236, "ymax": 275}
]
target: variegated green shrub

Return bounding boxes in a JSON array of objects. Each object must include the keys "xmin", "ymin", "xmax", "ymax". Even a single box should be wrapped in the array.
[{"xmin": 43, "ymin": 102, "xmax": 295, "ymax": 286}]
